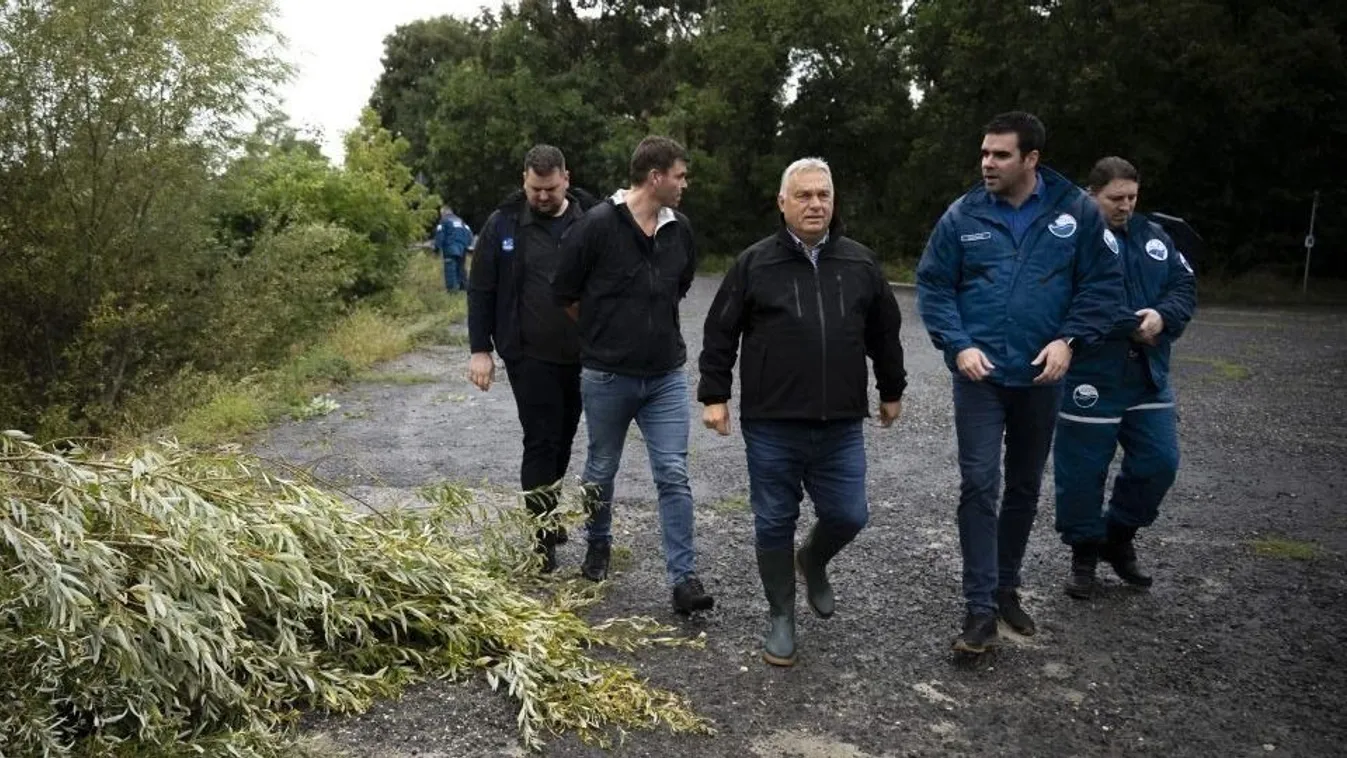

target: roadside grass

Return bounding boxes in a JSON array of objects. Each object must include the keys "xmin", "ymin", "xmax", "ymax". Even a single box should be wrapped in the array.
[
  {"xmin": 1176, "ymin": 356, "xmax": 1251, "ymax": 380},
  {"xmin": 710, "ymin": 494, "xmax": 750, "ymax": 514},
  {"xmin": 1197, "ymin": 270, "xmax": 1347, "ymax": 306},
  {"xmin": 1247, "ymin": 537, "xmax": 1326, "ymax": 561},
  {"xmin": 174, "ymin": 254, "xmax": 465, "ymax": 445}
]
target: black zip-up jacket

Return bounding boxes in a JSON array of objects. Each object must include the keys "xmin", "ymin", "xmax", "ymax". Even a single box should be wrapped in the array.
[
  {"xmin": 552, "ymin": 193, "xmax": 697, "ymax": 376},
  {"xmin": 697, "ymin": 220, "xmax": 907, "ymax": 420},
  {"xmin": 468, "ymin": 189, "xmax": 596, "ymax": 363}
]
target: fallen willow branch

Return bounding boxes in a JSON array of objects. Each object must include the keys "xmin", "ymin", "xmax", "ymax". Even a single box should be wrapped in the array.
[{"xmin": 0, "ymin": 431, "xmax": 710, "ymax": 756}]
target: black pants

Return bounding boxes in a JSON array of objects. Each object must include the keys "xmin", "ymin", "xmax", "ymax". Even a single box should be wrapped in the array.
[{"xmin": 504, "ymin": 356, "xmax": 583, "ymax": 516}]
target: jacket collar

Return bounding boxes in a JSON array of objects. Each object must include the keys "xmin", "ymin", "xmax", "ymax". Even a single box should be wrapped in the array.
[
  {"xmin": 959, "ymin": 165, "xmax": 1076, "ymax": 225},
  {"xmin": 610, "ymin": 188, "xmax": 677, "ymax": 232}
]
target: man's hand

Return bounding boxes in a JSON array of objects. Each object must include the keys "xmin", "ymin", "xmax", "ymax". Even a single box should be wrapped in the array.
[
  {"xmin": 564, "ymin": 302, "xmax": 580, "ymax": 322},
  {"xmin": 956, "ymin": 347, "xmax": 996, "ymax": 381},
  {"xmin": 1031, "ymin": 339, "xmax": 1072, "ymax": 384},
  {"xmin": 1133, "ymin": 308, "xmax": 1163, "ymax": 345},
  {"xmin": 878, "ymin": 400, "xmax": 902, "ymax": 428},
  {"xmin": 468, "ymin": 352, "xmax": 496, "ymax": 391},
  {"xmin": 702, "ymin": 403, "xmax": 731, "ymax": 436}
]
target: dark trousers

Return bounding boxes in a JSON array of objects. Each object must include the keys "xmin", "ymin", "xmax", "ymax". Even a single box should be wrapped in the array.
[
  {"xmin": 741, "ymin": 419, "xmax": 868, "ymax": 552},
  {"xmin": 952, "ymin": 376, "xmax": 1062, "ymax": 615},
  {"xmin": 504, "ymin": 356, "xmax": 582, "ymax": 515},
  {"xmin": 1055, "ymin": 346, "xmax": 1180, "ymax": 544}
]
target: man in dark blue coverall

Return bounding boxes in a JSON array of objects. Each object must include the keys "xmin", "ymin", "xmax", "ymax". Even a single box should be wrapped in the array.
[
  {"xmin": 1054, "ymin": 156, "xmax": 1196, "ymax": 599},
  {"xmin": 435, "ymin": 205, "xmax": 473, "ymax": 292},
  {"xmin": 917, "ymin": 111, "xmax": 1127, "ymax": 655}
]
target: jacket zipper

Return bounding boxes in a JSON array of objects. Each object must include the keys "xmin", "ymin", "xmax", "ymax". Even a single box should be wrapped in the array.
[
  {"xmin": 814, "ymin": 265, "xmax": 828, "ymax": 420},
  {"xmin": 836, "ymin": 273, "xmax": 845, "ymax": 318}
]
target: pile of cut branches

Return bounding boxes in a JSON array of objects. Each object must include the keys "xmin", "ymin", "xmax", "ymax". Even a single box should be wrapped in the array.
[{"xmin": 0, "ymin": 431, "xmax": 709, "ymax": 756}]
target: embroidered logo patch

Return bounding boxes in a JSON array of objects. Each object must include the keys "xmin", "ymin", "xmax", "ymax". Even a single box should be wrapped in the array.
[
  {"xmin": 501, "ymin": 237, "xmax": 515, "ymax": 252},
  {"xmin": 960, "ymin": 232, "xmax": 992, "ymax": 243},
  {"xmin": 1103, "ymin": 229, "xmax": 1120, "ymax": 255},
  {"xmin": 1048, "ymin": 213, "xmax": 1078, "ymax": 239},
  {"xmin": 1072, "ymin": 384, "xmax": 1100, "ymax": 409},
  {"xmin": 1145, "ymin": 238, "xmax": 1169, "ymax": 261}
]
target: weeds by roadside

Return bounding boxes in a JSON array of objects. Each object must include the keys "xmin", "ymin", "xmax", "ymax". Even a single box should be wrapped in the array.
[{"xmin": 170, "ymin": 254, "xmax": 464, "ymax": 445}]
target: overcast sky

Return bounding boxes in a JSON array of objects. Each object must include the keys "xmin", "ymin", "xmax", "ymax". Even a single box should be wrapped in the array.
[{"xmin": 273, "ymin": 0, "xmax": 490, "ymax": 163}]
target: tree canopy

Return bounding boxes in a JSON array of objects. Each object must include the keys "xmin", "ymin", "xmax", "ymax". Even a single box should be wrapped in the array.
[{"xmin": 373, "ymin": 0, "xmax": 1347, "ymax": 276}]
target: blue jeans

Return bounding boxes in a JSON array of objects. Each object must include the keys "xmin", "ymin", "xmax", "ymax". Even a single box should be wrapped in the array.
[
  {"xmin": 580, "ymin": 367, "xmax": 696, "ymax": 585},
  {"xmin": 952, "ymin": 376, "xmax": 1061, "ymax": 615},
  {"xmin": 742, "ymin": 419, "xmax": 868, "ymax": 552},
  {"xmin": 443, "ymin": 254, "xmax": 467, "ymax": 291}
]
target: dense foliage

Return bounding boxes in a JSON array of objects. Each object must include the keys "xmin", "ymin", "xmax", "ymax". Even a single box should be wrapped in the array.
[
  {"xmin": 0, "ymin": 1, "xmax": 438, "ymax": 438},
  {"xmin": 373, "ymin": 0, "xmax": 1346, "ymax": 276}
]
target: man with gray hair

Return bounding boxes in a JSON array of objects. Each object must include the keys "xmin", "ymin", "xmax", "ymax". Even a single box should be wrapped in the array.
[{"xmin": 698, "ymin": 157, "xmax": 906, "ymax": 666}]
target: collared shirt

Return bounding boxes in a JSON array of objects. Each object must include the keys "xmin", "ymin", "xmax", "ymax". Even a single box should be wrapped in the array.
[
  {"xmin": 988, "ymin": 172, "xmax": 1044, "ymax": 246},
  {"xmin": 787, "ymin": 228, "xmax": 830, "ymax": 267}
]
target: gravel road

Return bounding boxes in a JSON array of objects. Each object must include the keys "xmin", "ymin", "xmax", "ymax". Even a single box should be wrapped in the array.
[{"xmin": 256, "ymin": 277, "xmax": 1347, "ymax": 758}]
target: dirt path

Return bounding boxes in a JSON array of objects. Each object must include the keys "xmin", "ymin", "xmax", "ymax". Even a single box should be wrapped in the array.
[{"xmin": 256, "ymin": 278, "xmax": 1347, "ymax": 757}]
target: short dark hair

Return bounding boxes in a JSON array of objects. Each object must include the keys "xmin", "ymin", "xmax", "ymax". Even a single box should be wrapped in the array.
[
  {"xmin": 1086, "ymin": 156, "xmax": 1140, "ymax": 192},
  {"xmin": 984, "ymin": 111, "xmax": 1046, "ymax": 157},
  {"xmin": 523, "ymin": 144, "xmax": 566, "ymax": 175},
  {"xmin": 629, "ymin": 136, "xmax": 690, "ymax": 186}
]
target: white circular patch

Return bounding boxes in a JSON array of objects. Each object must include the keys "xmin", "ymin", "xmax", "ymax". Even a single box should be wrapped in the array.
[
  {"xmin": 1072, "ymin": 384, "xmax": 1099, "ymax": 409},
  {"xmin": 1103, "ymin": 229, "xmax": 1120, "ymax": 255},
  {"xmin": 1048, "ymin": 213, "xmax": 1078, "ymax": 239},
  {"xmin": 1178, "ymin": 252, "xmax": 1193, "ymax": 274},
  {"xmin": 1145, "ymin": 238, "xmax": 1169, "ymax": 261}
]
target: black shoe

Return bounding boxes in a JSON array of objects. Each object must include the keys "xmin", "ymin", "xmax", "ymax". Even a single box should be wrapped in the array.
[
  {"xmin": 672, "ymin": 573, "xmax": 715, "ymax": 614},
  {"xmin": 1065, "ymin": 542, "xmax": 1100, "ymax": 599},
  {"xmin": 1102, "ymin": 521, "xmax": 1153, "ymax": 588},
  {"xmin": 756, "ymin": 549, "xmax": 796, "ymax": 666},
  {"xmin": 953, "ymin": 612, "xmax": 999, "ymax": 654},
  {"xmin": 995, "ymin": 587, "xmax": 1036, "ymax": 636},
  {"xmin": 580, "ymin": 539, "xmax": 610, "ymax": 582}
]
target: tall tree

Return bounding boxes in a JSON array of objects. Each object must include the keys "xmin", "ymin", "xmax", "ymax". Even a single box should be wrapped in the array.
[{"xmin": 0, "ymin": 0, "xmax": 286, "ymax": 428}]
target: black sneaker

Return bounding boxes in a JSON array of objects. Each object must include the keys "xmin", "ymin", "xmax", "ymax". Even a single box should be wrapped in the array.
[
  {"xmin": 952, "ymin": 612, "xmax": 998, "ymax": 654},
  {"xmin": 996, "ymin": 587, "xmax": 1036, "ymax": 636},
  {"xmin": 580, "ymin": 539, "xmax": 610, "ymax": 582},
  {"xmin": 672, "ymin": 574, "xmax": 715, "ymax": 614}
]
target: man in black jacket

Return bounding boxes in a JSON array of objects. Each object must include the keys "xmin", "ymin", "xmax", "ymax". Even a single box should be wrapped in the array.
[
  {"xmin": 552, "ymin": 135, "xmax": 713, "ymax": 614},
  {"xmin": 698, "ymin": 157, "xmax": 906, "ymax": 666},
  {"xmin": 468, "ymin": 144, "xmax": 595, "ymax": 572}
]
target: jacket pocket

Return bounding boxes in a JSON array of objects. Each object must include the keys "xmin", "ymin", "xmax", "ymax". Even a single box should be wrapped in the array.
[{"xmin": 1039, "ymin": 261, "xmax": 1072, "ymax": 285}]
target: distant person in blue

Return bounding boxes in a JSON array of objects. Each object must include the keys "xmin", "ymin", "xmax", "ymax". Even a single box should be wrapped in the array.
[
  {"xmin": 435, "ymin": 205, "xmax": 473, "ymax": 292},
  {"xmin": 916, "ymin": 111, "xmax": 1127, "ymax": 655},
  {"xmin": 1054, "ymin": 156, "xmax": 1197, "ymax": 599}
]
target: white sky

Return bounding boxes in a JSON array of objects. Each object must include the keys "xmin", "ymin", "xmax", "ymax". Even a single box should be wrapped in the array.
[{"xmin": 272, "ymin": 0, "xmax": 493, "ymax": 163}]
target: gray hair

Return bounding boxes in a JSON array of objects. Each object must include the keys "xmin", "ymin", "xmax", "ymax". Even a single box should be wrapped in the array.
[{"xmin": 779, "ymin": 157, "xmax": 833, "ymax": 196}]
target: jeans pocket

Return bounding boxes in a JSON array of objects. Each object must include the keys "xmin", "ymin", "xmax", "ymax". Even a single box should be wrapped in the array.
[{"xmin": 581, "ymin": 367, "xmax": 616, "ymax": 384}]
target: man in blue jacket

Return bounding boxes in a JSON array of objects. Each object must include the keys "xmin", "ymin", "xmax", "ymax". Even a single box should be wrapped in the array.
[
  {"xmin": 1055, "ymin": 156, "xmax": 1196, "ymax": 599},
  {"xmin": 917, "ymin": 111, "xmax": 1127, "ymax": 654},
  {"xmin": 435, "ymin": 205, "xmax": 473, "ymax": 291}
]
